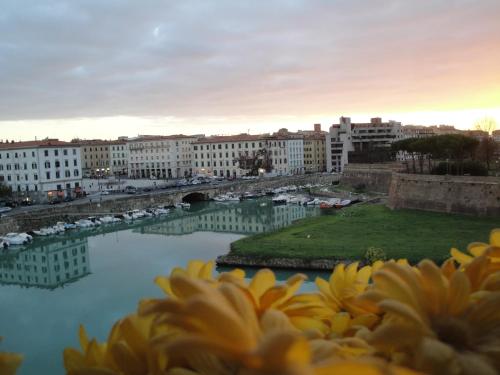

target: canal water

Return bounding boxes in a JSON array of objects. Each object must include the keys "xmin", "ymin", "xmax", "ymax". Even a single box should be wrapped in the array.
[{"xmin": 0, "ymin": 198, "xmax": 330, "ymax": 375}]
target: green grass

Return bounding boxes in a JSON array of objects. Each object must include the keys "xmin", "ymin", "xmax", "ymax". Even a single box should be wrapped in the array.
[{"xmin": 230, "ymin": 205, "xmax": 498, "ymax": 264}]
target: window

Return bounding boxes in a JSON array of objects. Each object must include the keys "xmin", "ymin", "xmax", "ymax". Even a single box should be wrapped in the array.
[
  {"xmin": 64, "ymin": 160, "xmax": 69, "ymax": 167},
  {"xmin": 46, "ymin": 172, "xmax": 50, "ymax": 179},
  {"xmin": 65, "ymin": 170, "xmax": 70, "ymax": 177},
  {"xmin": 34, "ymin": 174, "xmax": 38, "ymax": 181},
  {"xmin": 44, "ymin": 161, "xmax": 50, "ymax": 168},
  {"xmin": 55, "ymin": 161, "xmax": 60, "ymax": 168},
  {"xmin": 73, "ymin": 159, "xmax": 77, "ymax": 166},
  {"xmin": 74, "ymin": 169, "xmax": 79, "ymax": 176},
  {"xmin": 54, "ymin": 150, "xmax": 58, "ymax": 156},
  {"xmin": 55, "ymin": 171, "xmax": 60, "ymax": 178}
]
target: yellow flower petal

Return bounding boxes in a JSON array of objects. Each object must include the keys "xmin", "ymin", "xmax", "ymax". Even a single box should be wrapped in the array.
[
  {"xmin": 0, "ymin": 353, "xmax": 23, "ymax": 375},
  {"xmin": 249, "ymin": 269, "xmax": 276, "ymax": 300}
]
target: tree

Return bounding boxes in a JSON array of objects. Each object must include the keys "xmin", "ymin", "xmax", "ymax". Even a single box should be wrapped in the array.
[
  {"xmin": 476, "ymin": 136, "xmax": 498, "ymax": 170},
  {"xmin": 235, "ymin": 149, "xmax": 273, "ymax": 176},
  {"xmin": 474, "ymin": 117, "xmax": 497, "ymax": 135},
  {"xmin": 0, "ymin": 182, "xmax": 12, "ymax": 198}
]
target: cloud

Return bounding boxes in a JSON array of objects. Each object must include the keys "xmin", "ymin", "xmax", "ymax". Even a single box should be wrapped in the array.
[{"xmin": 0, "ymin": 0, "xmax": 499, "ymax": 123}]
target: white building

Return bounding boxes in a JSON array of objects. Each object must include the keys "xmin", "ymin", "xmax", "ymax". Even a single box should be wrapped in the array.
[
  {"xmin": 127, "ymin": 135, "xmax": 200, "ymax": 179},
  {"xmin": 265, "ymin": 130, "xmax": 305, "ymax": 175},
  {"xmin": 110, "ymin": 141, "xmax": 128, "ymax": 176},
  {"xmin": 326, "ymin": 117, "xmax": 403, "ymax": 172},
  {"xmin": 192, "ymin": 134, "xmax": 265, "ymax": 178},
  {"xmin": 0, "ymin": 139, "xmax": 82, "ymax": 201}
]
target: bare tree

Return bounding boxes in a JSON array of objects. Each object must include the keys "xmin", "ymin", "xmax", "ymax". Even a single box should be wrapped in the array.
[{"xmin": 474, "ymin": 117, "xmax": 497, "ymax": 135}]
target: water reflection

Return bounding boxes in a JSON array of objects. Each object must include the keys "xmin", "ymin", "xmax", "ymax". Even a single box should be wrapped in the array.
[
  {"xmin": 138, "ymin": 199, "xmax": 319, "ymax": 236},
  {"xmin": 0, "ymin": 237, "xmax": 90, "ymax": 289},
  {"xmin": 0, "ymin": 198, "xmax": 319, "ymax": 290}
]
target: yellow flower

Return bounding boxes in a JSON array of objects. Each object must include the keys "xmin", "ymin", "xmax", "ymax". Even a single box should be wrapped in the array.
[
  {"xmin": 154, "ymin": 259, "xmax": 246, "ymax": 299},
  {"xmin": 64, "ymin": 314, "xmax": 169, "ymax": 375},
  {"xmin": 450, "ymin": 228, "xmax": 500, "ymax": 266},
  {"xmin": 361, "ymin": 260, "xmax": 500, "ymax": 375},
  {"xmin": 0, "ymin": 337, "xmax": 22, "ymax": 375},
  {"xmin": 315, "ymin": 262, "xmax": 377, "ymax": 318}
]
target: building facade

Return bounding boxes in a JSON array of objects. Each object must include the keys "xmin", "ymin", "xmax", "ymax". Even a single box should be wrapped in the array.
[
  {"xmin": 192, "ymin": 135, "xmax": 264, "ymax": 178},
  {"xmin": 299, "ymin": 125, "xmax": 327, "ymax": 173},
  {"xmin": 326, "ymin": 117, "xmax": 403, "ymax": 172},
  {"xmin": 77, "ymin": 140, "xmax": 111, "ymax": 177},
  {"xmin": 0, "ymin": 139, "xmax": 82, "ymax": 201},
  {"xmin": 127, "ymin": 135, "xmax": 199, "ymax": 179},
  {"xmin": 109, "ymin": 141, "xmax": 128, "ymax": 176}
]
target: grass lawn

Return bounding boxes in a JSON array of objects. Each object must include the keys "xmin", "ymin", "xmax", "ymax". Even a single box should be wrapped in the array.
[{"xmin": 230, "ymin": 204, "xmax": 498, "ymax": 264}]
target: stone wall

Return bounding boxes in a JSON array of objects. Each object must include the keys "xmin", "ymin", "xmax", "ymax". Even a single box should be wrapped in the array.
[
  {"xmin": 388, "ymin": 173, "xmax": 500, "ymax": 217},
  {"xmin": 340, "ymin": 163, "xmax": 400, "ymax": 193}
]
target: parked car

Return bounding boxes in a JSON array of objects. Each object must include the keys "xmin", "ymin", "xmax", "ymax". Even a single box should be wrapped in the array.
[{"xmin": 125, "ymin": 186, "xmax": 137, "ymax": 194}]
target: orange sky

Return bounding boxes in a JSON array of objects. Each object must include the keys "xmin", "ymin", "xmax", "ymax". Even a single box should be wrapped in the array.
[{"xmin": 0, "ymin": 1, "xmax": 499, "ymax": 140}]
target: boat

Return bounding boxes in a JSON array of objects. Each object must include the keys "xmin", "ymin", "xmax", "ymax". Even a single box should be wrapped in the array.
[
  {"xmin": 33, "ymin": 227, "xmax": 57, "ymax": 236},
  {"xmin": 64, "ymin": 223, "xmax": 78, "ymax": 230},
  {"xmin": 319, "ymin": 202, "xmax": 334, "ymax": 209},
  {"xmin": 175, "ymin": 202, "xmax": 191, "ymax": 209},
  {"xmin": 75, "ymin": 219, "xmax": 94, "ymax": 228},
  {"xmin": 306, "ymin": 198, "xmax": 321, "ymax": 206},
  {"xmin": 2, "ymin": 233, "xmax": 30, "ymax": 245},
  {"xmin": 241, "ymin": 192, "xmax": 257, "ymax": 200},
  {"xmin": 154, "ymin": 208, "xmax": 170, "ymax": 215},
  {"xmin": 335, "ymin": 199, "xmax": 352, "ymax": 209},
  {"xmin": 1, "ymin": 239, "xmax": 9, "ymax": 249},
  {"xmin": 272, "ymin": 194, "xmax": 288, "ymax": 205}
]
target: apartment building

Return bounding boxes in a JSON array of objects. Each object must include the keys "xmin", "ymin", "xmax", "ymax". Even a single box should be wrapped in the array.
[
  {"xmin": 109, "ymin": 140, "xmax": 128, "ymax": 176},
  {"xmin": 192, "ymin": 134, "xmax": 264, "ymax": 178},
  {"xmin": 264, "ymin": 129, "xmax": 305, "ymax": 175},
  {"xmin": 326, "ymin": 117, "xmax": 403, "ymax": 172},
  {"xmin": 77, "ymin": 140, "xmax": 111, "ymax": 177},
  {"xmin": 0, "ymin": 139, "xmax": 82, "ymax": 201},
  {"xmin": 299, "ymin": 124, "xmax": 327, "ymax": 173},
  {"xmin": 402, "ymin": 125, "xmax": 461, "ymax": 139},
  {"xmin": 127, "ymin": 135, "xmax": 199, "ymax": 179},
  {"xmin": 0, "ymin": 237, "xmax": 90, "ymax": 289}
]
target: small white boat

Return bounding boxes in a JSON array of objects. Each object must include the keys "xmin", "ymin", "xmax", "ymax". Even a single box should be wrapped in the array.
[
  {"xmin": 175, "ymin": 202, "xmax": 191, "ymax": 209},
  {"xmin": 154, "ymin": 208, "xmax": 170, "ymax": 215},
  {"xmin": 33, "ymin": 227, "xmax": 56, "ymax": 236},
  {"xmin": 99, "ymin": 216, "xmax": 119, "ymax": 224},
  {"xmin": 335, "ymin": 199, "xmax": 352, "ymax": 208},
  {"xmin": 272, "ymin": 194, "xmax": 289, "ymax": 205},
  {"xmin": 2, "ymin": 233, "xmax": 30, "ymax": 245},
  {"xmin": 76, "ymin": 219, "xmax": 94, "ymax": 228},
  {"xmin": 129, "ymin": 209, "xmax": 146, "ymax": 219},
  {"xmin": 64, "ymin": 223, "xmax": 77, "ymax": 230},
  {"xmin": 306, "ymin": 198, "xmax": 321, "ymax": 206}
]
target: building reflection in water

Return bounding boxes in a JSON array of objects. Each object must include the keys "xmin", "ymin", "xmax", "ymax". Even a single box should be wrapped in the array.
[
  {"xmin": 137, "ymin": 201, "xmax": 320, "ymax": 236},
  {"xmin": 0, "ymin": 236, "xmax": 90, "ymax": 289}
]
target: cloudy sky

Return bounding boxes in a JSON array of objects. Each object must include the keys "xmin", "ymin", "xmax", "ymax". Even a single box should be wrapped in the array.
[{"xmin": 1, "ymin": 0, "xmax": 499, "ymax": 140}]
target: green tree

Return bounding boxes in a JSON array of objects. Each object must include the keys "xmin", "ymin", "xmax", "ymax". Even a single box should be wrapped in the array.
[
  {"xmin": 474, "ymin": 117, "xmax": 497, "ymax": 135},
  {"xmin": 0, "ymin": 182, "xmax": 12, "ymax": 198}
]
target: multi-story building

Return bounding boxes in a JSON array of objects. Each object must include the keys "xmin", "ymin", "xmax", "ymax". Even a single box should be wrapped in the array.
[
  {"xmin": 326, "ymin": 117, "xmax": 403, "ymax": 172},
  {"xmin": 0, "ymin": 139, "xmax": 82, "ymax": 201},
  {"xmin": 402, "ymin": 125, "xmax": 461, "ymax": 139},
  {"xmin": 0, "ymin": 236, "xmax": 90, "ymax": 289},
  {"xmin": 76, "ymin": 140, "xmax": 111, "ymax": 177},
  {"xmin": 265, "ymin": 129, "xmax": 305, "ymax": 175},
  {"xmin": 127, "ymin": 135, "xmax": 199, "ymax": 179},
  {"xmin": 192, "ymin": 134, "xmax": 265, "ymax": 178},
  {"xmin": 299, "ymin": 124, "xmax": 327, "ymax": 173},
  {"xmin": 109, "ymin": 140, "xmax": 128, "ymax": 176}
]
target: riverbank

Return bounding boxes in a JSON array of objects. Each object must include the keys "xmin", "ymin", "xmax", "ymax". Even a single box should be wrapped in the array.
[{"xmin": 222, "ymin": 204, "xmax": 498, "ymax": 265}]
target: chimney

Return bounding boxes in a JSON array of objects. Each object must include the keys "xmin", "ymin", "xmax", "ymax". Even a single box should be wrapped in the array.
[
  {"xmin": 371, "ymin": 117, "xmax": 382, "ymax": 124},
  {"xmin": 314, "ymin": 124, "xmax": 321, "ymax": 132}
]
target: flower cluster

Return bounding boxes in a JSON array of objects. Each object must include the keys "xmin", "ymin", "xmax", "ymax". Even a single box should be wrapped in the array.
[{"xmin": 61, "ymin": 229, "xmax": 500, "ymax": 375}]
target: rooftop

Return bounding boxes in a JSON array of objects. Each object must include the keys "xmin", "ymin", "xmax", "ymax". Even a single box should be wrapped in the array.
[
  {"xmin": 193, "ymin": 134, "xmax": 264, "ymax": 144},
  {"xmin": 0, "ymin": 139, "xmax": 78, "ymax": 150}
]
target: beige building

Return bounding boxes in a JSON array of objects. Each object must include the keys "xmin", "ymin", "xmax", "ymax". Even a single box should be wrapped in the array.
[
  {"xmin": 127, "ymin": 135, "xmax": 199, "ymax": 179},
  {"xmin": 192, "ymin": 134, "xmax": 264, "ymax": 178},
  {"xmin": 299, "ymin": 124, "xmax": 326, "ymax": 173},
  {"xmin": 77, "ymin": 140, "xmax": 111, "ymax": 177}
]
